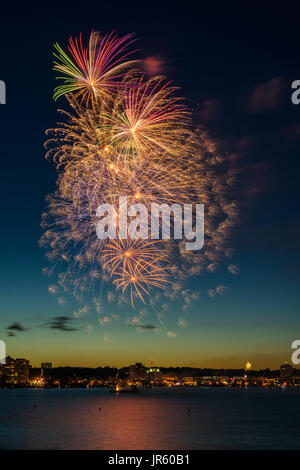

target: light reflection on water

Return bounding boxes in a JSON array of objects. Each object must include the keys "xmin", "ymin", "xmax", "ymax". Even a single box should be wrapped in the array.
[{"xmin": 0, "ymin": 388, "xmax": 300, "ymax": 449}]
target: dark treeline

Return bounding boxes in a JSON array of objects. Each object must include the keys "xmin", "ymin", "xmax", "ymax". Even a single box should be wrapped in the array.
[
  {"xmin": 160, "ymin": 367, "xmax": 283, "ymax": 378},
  {"xmin": 34, "ymin": 366, "xmax": 118, "ymax": 380}
]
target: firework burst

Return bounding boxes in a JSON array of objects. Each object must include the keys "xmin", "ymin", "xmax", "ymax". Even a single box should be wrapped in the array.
[
  {"xmin": 53, "ymin": 31, "xmax": 138, "ymax": 105},
  {"xmin": 102, "ymin": 236, "xmax": 169, "ymax": 304},
  {"xmin": 101, "ymin": 76, "xmax": 189, "ymax": 165},
  {"xmin": 41, "ymin": 30, "xmax": 238, "ymax": 306}
]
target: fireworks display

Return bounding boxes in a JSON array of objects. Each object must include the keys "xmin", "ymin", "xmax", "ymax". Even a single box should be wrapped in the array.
[
  {"xmin": 53, "ymin": 31, "xmax": 137, "ymax": 105},
  {"xmin": 41, "ymin": 31, "xmax": 238, "ymax": 306}
]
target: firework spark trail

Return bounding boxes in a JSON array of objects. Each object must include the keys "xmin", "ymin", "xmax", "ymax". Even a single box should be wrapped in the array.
[
  {"xmin": 101, "ymin": 76, "xmax": 189, "ymax": 165},
  {"xmin": 101, "ymin": 235, "xmax": 170, "ymax": 303},
  {"xmin": 102, "ymin": 237, "xmax": 168, "ymax": 274},
  {"xmin": 41, "ymin": 30, "xmax": 238, "ymax": 307},
  {"xmin": 53, "ymin": 31, "xmax": 138, "ymax": 105}
]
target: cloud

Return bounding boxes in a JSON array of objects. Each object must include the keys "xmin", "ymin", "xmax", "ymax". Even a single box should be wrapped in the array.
[
  {"xmin": 250, "ymin": 77, "xmax": 284, "ymax": 113},
  {"xmin": 136, "ymin": 324, "xmax": 158, "ymax": 331},
  {"xmin": 126, "ymin": 316, "xmax": 158, "ymax": 332},
  {"xmin": 283, "ymin": 123, "xmax": 300, "ymax": 143},
  {"xmin": 228, "ymin": 264, "xmax": 239, "ymax": 275},
  {"xmin": 143, "ymin": 55, "xmax": 168, "ymax": 75},
  {"xmin": 7, "ymin": 322, "xmax": 26, "ymax": 333},
  {"xmin": 44, "ymin": 316, "xmax": 77, "ymax": 332},
  {"xmin": 198, "ymin": 98, "xmax": 223, "ymax": 123}
]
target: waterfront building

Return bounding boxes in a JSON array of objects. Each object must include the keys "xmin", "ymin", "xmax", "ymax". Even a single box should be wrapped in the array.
[
  {"xmin": 0, "ymin": 356, "xmax": 29, "ymax": 385},
  {"xmin": 41, "ymin": 362, "xmax": 52, "ymax": 369},
  {"xmin": 280, "ymin": 362, "xmax": 293, "ymax": 378},
  {"xmin": 15, "ymin": 358, "xmax": 30, "ymax": 384}
]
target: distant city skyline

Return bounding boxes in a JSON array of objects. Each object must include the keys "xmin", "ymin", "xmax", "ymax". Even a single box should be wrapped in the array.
[
  {"xmin": 1, "ymin": 346, "xmax": 296, "ymax": 370},
  {"xmin": 1, "ymin": 355, "xmax": 298, "ymax": 390}
]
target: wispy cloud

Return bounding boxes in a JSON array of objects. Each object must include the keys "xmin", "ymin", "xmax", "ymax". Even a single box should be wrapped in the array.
[
  {"xmin": 126, "ymin": 316, "xmax": 158, "ymax": 332},
  {"xmin": 7, "ymin": 322, "xmax": 26, "ymax": 332},
  {"xmin": 43, "ymin": 316, "xmax": 77, "ymax": 332},
  {"xmin": 143, "ymin": 55, "xmax": 168, "ymax": 76},
  {"xmin": 250, "ymin": 77, "xmax": 284, "ymax": 113},
  {"xmin": 136, "ymin": 324, "xmax": 158, "ymax": 331},
  {"xmin": 6, "ymin": 322, "xmax": 27, "ymax": 336}
]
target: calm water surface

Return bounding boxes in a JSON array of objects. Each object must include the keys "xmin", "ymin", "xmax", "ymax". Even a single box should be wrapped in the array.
[{"xmin": 0, "ymin": 388, "xmax": 299, "ymax": 449}]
